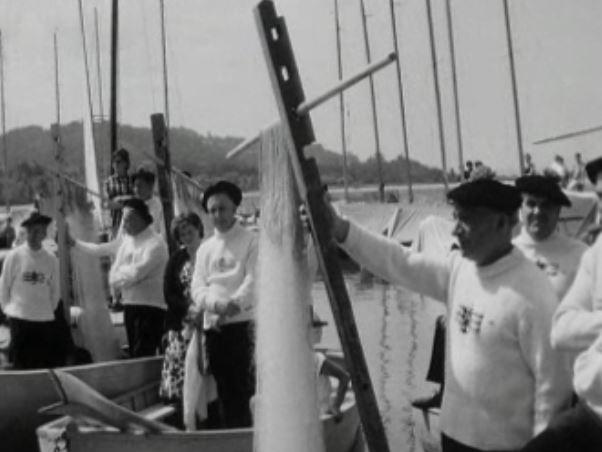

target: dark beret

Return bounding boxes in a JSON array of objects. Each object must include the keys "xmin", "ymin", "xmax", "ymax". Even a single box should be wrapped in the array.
[
  {"xmin": 585, "ymin": 157, "xmax": 602, "ymax": 185},
  {"xmin": 202, "ymin": 180, "xmax": 242, "ymax": 212},
  {"xmin": 515, "ymin": 175, "xmax": 571, "ymax": 207},
  {"xmin": 122, "ymin": 198, "xmax": 153, "ymax": 225},
  {"xmin": 131, "ymin": 168, "xmax": 156, "ymax": 184},
  {"xmin": 447, "ymin": 179, "xmax": 521, "ymax": 214},
  {"xmin": 21, "ymin": 212, "xmax": 52, "ymax": 228}
]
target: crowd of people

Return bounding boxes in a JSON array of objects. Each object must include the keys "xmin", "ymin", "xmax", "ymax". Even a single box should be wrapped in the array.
[{"xmin": 3, "ymin": 145, "xmax": 602, "ymax": 449}]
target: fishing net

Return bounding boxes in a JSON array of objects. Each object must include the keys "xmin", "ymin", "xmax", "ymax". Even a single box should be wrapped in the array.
[{"xmin": 254, "ymin": 125, "xmax": 324, "ymax": 452}]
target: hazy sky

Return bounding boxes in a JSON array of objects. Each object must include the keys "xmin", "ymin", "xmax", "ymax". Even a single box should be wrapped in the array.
[{"xmin": 1, "ymin": 0, "xmax": 602, "ymax": 175}]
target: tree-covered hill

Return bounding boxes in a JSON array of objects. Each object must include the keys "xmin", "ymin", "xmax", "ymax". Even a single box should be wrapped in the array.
[{"xmin": 0, "ymin": 121, "xmax": 445, "ymax": 204}]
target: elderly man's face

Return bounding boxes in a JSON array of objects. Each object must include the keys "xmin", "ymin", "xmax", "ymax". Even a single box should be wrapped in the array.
[
  {"xmin": 207, "ymin": 193, "xmax": 237, "ymax": 233},
  {"xmin": 520, "ymin": 193, "xmax": 560, "ymax": 241},
  {"xmin": 452, "ymin": 206, "xmax": 511, "ymax": 265},
  {"xmin": 122, "ymin": 207, "xmax": 148, "ymax": 236}
]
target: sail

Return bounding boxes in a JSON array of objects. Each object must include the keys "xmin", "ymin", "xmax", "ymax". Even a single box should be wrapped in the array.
[{"xmin": 82, "ymin": 88, "xmax": 103, "ymax": 227}]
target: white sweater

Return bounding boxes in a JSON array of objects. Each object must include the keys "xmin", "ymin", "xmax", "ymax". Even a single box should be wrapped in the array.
[
  {"xmin": 513, "ymin": 229, "xmax": 587, "ymax": 300},
  {"xmin": 342, "ymin": 222, "xmax": 571, "ymax": 450},
  {"xmin": 191, "ymin": 222, "xmax": 257, "ymax": 326},
  {"xmin": 0, "ymin": 244, "xmax": 60, "ymax": 321},
  {"xmin": 552, "ymin": 234, "xmax": 602, "ymax": 352},
  {"xmin": 76, "ymin": 195, "xmax": 166, "ymax": 257},
  {"xmin": 109, "ymin": 227, "xmax": 168, "ymax": 310}
]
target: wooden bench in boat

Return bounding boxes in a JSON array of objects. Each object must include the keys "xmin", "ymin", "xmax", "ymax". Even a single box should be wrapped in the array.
[{"xmin": 40, "ymin": 369, "xmax": 177, "ymax": 433}]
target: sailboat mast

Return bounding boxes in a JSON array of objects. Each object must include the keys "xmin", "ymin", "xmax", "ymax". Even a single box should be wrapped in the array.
[
  {"xmin": 159, "ymin": 0, "xmax": 170, "ymax": 136},
  {"xmin": 425, "ymin": 0, "xmax": 449, "ymax": 190},
  {"xmin": 333, "ymin": 0, "xmax": 349, "ymax": 203},
  {"xmin": 387, "ymin": 0, "xmax": 414, "ymax": 203},
  {"xmin": 52, "ymin": 31, "xmax": 72, "ymax": 318},
  {"xmin": 0, "ymin": 31, "xmax": 9, "ymax": 214},
  {"xmin": 94, "ymin": 8, "xmax": 104, "ymax": 119},
  {"xmin": 502, "ymin": 0, "xmax": 525, "ymax": 175},
  {"xmin": 358, "ymin": 0, "xmax": 385, "ymax": 203},
  {"xmin": 78, "ymin": 0, "xmax": 97, "ymax": 144},
  {"xmin": 445, "ymin": 0, "xmax": 464, "ymax": 176},
  {"xmin": 110, "ymin": 0, "xmax": 118, "ymax": 155}
]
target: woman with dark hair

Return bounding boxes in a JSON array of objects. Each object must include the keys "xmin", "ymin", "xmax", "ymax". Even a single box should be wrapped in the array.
[{"xmin": 160, "ymin": 212, "xmax": 204, "ymax": 406}]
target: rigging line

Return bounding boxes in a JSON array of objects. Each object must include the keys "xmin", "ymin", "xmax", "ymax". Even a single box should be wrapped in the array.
[
  {"xmin": 533, "ymin": 123, "xmax": 602, "ymax": 146},
  {"xmin": 165, "ymin": 13, "xmax": 184, "ymax": 130},
  {"xmin": 139, "ymin": 0, "xmax": 158, "ymax": 113}
]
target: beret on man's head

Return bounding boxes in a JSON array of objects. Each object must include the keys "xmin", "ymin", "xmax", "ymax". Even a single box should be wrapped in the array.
[
  {"xmin": 122, "ymin": 198, "xmax": 153, "ymax": 225},
  {"xmin": 585, "ymin": 157, "xmax": 602, "ymax": 185},
  {"xmin": 447, "ymin": 179, "xmax": 522, "ymax": 214},
  {"xmin": 21, "ymin": 211, "xmax": 52, "ymax": 228},
  {"xmin": 515, "ymin": 175, "xmax": 571, "ymax": 207},
  {"xmin": 201, "ymin": 180, "xmax": 242, "ymax": 212}
]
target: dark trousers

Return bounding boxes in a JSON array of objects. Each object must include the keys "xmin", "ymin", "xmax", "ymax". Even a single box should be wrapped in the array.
[
  {"xmin": 427, "ymin": 315, "xmax": 446, "ymax": 385},
  {"xmin": 9, "ymin": 317, "xmax": 62, "ymax": 369},
  {"xmin": 442, "ymin": 434, "xmax": 514, "ymax": 452},
  {"xmin": 520, "ymin": 401, "xmax": 602, "ymax": 452},
  {"xmin": 206, "ymin": 321, "xmax": 255, "ymax": 428},
  {"xmin": 123, "ymin": 305, "xmax": 165, "ymax": 358}
]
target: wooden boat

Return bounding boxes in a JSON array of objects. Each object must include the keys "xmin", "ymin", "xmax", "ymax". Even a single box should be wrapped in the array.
[
  {"xmin": 1, "ymin": 356, "xmax": 162, "ymax": 452},
  {"xmin": 37, "ymin": 352, "xmax": 364, "ymax": 452},
  {"xmin": 412, "ymin": 407, "xmax": 441, "ymax": 452}
]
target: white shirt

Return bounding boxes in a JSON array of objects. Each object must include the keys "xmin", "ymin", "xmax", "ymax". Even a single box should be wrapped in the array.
[
  {"xmin": 341, "ymin": 221, "xmax": 571, "ymax": 450},
  {"xmin": 513, "ymin": 229, "xmax": 587, "ymax": 300},
  {"xmin": 0, "ymin": 244, "xmax": 60, "ymax": 321},
  {"xmin": 109, "ymin": 227, "xmax": 169, "ymax": 310},
  {"xmin": 75, "ymin": 196, "xmax": 166, "ymax": 257},
  {"xmin": 191, "ymin": 222, "xmax": 257, "ymax": 326}
]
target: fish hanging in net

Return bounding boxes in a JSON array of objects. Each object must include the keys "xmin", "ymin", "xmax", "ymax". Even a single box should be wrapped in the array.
[{"xmin": 254, "ymin": 124, "xmax": 325, "ymax": 452}]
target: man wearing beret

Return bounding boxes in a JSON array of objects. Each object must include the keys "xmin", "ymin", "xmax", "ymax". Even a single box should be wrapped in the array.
[
  {"xmin": 325, "ymin": 178, "xmax": 571, "ymax": 452},
  {"xmin": 190, "ymin": 180, "xmax": 257, "ymax": 428},
  {"xmin": 513, "ymin": 175, "xmax": 587, "ymax": 300},
  {"xmin": 0, "ymin": 212, "xmax": 61, "ymax": 369},
  {"xmin": 108, "ymin": 198, "xmax": 168, "ymax": 357}
]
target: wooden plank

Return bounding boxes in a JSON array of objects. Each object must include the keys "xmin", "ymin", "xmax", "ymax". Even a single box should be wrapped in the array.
[
  {"xmin": 150, "ymin": 113, "xmax": 176, "ymax": 253},
  {"xmin": 253, "ymin": 2, "xmax": 390, "ymax": 451}
]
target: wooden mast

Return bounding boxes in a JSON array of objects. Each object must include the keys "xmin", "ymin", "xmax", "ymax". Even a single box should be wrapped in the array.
[
  {"xmin": 159, "ymin": 0, "xmax": 170, "ymax": 136},
  {"xmin": 445, "ymin": 0, "xmax": 464, "ymax": 177},
  {"xmin": 254, "ymin": 2, "xmax": 390, "ymax": 450},
  {"xmin": 0, "ymin": 30, "xmax": 9, "ymax": 214},
  {"xmin": 502, "ymin": 0, "xmax": 525, "ymax": 175},
  {"xmin": 425, "ymin": 0, "xmax": 449, "ymax": 190},
  {"xmin": 333, "ymin": 0, "xmax": 349, "ymax": 203},
  {"xmin": 387, "ymin": 0, "xmax": 414, "ymax": 203},
  {"xmin": 110, "ymin": 0, "xmax": 119, "ymax": 156},
  {"xmin": 358, "ymin": 0, "xmax": 385, "ymax": 203}
]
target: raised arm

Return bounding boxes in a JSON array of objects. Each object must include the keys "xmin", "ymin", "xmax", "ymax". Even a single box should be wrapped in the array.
[
  {"xmin": 340, "ymin": 221, "xmax": 450, "ymax": 302},
  {"xmin": 551, "ymin": 248, "xmax": 602, "ymax": 352}
]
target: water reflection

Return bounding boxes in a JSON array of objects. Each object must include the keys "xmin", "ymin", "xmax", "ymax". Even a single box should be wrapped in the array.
[{"xmin": 313, "ymin": 273, "xmax": 439, "ymax": 452}]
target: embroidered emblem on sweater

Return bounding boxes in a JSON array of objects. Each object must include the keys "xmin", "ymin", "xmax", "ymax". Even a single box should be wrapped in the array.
[
  {"xmin": 455, "ymin": 304, "xmax": 484, "ymax": 334},
  {"xmin": 217, "ymin": 256, "xmax": 235, "ymax": 272},
  {"xmin": 535, "ymin": 259, "xmax": 560, "ymax": 276},
  {"xmin": 22, "ymin": 271, "xmax": 46, "ymax": 285}
]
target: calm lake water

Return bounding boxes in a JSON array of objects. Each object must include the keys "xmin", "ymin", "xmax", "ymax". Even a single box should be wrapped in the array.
[{"xmin": 312, "ymin": 273, "xmax": 445, "ymax": 452}]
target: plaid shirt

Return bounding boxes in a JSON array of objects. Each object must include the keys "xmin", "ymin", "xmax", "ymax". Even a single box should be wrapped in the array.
[{"xmin": 104, "ymin": 174, "xmax": 133, "ymax": 233}]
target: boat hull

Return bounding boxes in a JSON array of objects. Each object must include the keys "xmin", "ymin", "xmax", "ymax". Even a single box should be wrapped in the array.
[{"xmin": 1, "ymin": 356, "xmax": 162, "ymax": 452}]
